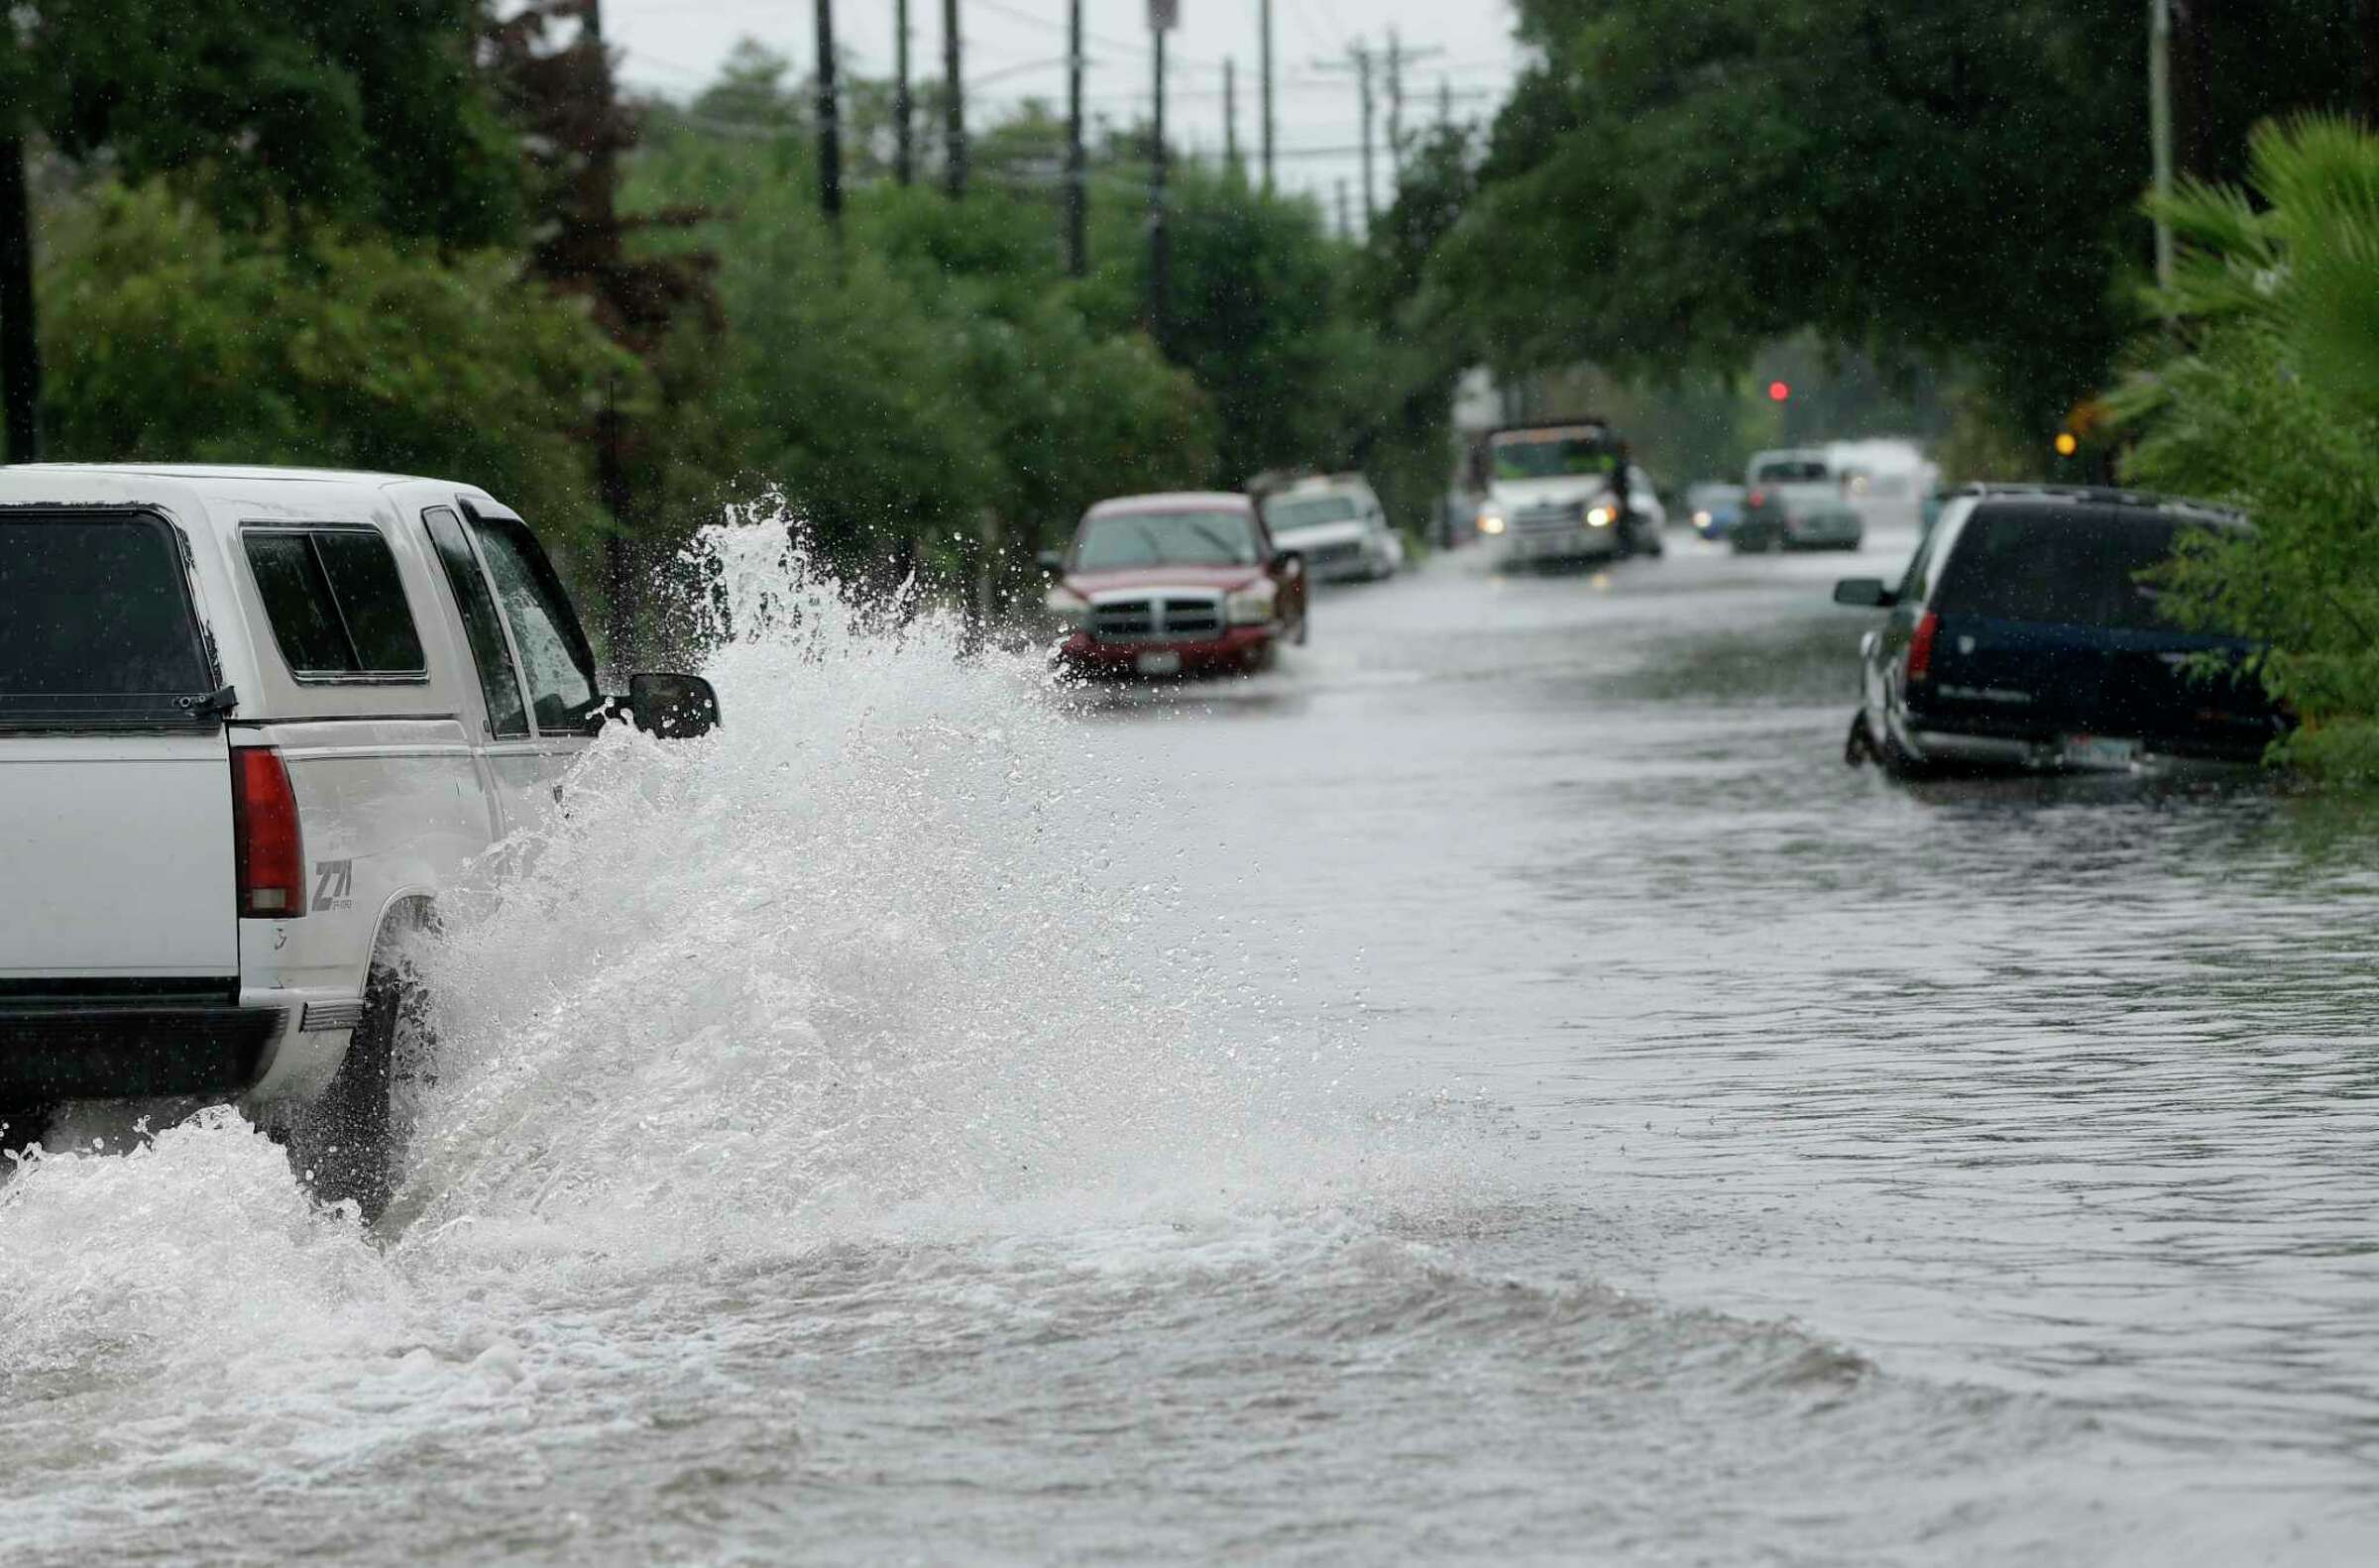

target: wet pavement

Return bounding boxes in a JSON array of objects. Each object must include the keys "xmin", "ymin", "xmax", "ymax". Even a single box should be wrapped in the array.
[{"xmin": 4, "ymin": 518, "xmax": 2375, "ymax": 1563}]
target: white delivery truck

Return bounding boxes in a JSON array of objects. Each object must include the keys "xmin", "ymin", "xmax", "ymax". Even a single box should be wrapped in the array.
[
  {"xmin": 1469, "ymin": 420, "xmax": 1663, "ymax": 565},
  {"xmin": 0, "ymin": 465, "xmax": 719, "ymax": 1218}
]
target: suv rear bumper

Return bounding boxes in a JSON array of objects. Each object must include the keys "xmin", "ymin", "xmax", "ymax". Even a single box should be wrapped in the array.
[{"xmin": 1903, "ymin": 721, "xmax": 2270, "ymax": 771}]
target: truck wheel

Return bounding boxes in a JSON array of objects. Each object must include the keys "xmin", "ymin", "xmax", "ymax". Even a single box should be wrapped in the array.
[{"xmin": 291, "ymin": 945, "xmax": 428, "ymax": 1224}]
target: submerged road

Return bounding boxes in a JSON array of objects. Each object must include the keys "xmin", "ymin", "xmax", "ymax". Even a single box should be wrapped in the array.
[
  {"xmin": 4, "ymin": 516, "xmax": 2376, "ymax": 1564},
  {"xmin": 1086, "ymin": 518, "xmax": 2379, "ymax": 1561}
]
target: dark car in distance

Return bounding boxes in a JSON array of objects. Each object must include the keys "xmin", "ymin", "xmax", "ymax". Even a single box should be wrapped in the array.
[{"xmin": 1833, "ymin": 485, "xmax": 2286, "ymax": 777}]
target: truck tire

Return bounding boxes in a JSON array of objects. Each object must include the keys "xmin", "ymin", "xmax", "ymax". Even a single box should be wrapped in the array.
[{"xmin": 291, "ymin": 938, "xmax": 428, "ymax": 1224}]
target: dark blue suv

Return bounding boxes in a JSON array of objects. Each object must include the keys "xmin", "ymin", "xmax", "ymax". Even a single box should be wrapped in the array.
[{"xmin": 1832, "ymin": 486, "xmax": 2286, "ymax": 776}]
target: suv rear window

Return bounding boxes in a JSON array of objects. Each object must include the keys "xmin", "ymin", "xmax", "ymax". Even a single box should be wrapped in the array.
[
  {"xmin": 1934, "ymin": 505, "xmax": 2200, "ymax": 630},
  {"xmin": 0, "ymin": 511, "xmax": 215, "ymax": 722},
  {"xmin": 1268, "ymin": 494, "xmax": 1361, "ymax": 529},
  {"xmin": 244, "ymin": 527, "xmax": 426, "ymax": 679}
]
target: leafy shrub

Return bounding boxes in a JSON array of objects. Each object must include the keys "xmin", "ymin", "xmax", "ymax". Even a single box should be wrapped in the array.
[
  {"xmin": 40, "ymin": 181, "xmax": 628, "ymax": 544},
  {"xmin": 2117, "ymin": 117, "xmax": 2379, "ymax": 777}
]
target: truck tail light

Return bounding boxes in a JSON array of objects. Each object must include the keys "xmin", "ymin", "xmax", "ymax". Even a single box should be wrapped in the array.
[
  {"xmin": 232, "ymin": 747, "xmax": 306, "ymax": 918},
  {"xmin": 1905, "ymin": 611, "xmax": 1940, "ymax": 686}
]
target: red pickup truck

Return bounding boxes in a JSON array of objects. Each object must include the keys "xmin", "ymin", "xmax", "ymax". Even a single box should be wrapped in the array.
[{"xmin": 1041, "ymin": 492, "xmax": 1309, "ymax": 677}]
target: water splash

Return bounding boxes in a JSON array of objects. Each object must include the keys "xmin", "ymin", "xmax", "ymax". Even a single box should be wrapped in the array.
[
  {"xmin": 396, "ymin": 513, "xmax": 1417, "ymax": 1259},
  {"xmin": 0, "ymin": 1108, "xmax": 399, "ymax": 1384}
]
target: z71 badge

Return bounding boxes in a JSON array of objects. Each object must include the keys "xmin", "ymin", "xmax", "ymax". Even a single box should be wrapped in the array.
[{"xmin": 313, "ymin": 858, "xmax": 355, "ymax": 911}]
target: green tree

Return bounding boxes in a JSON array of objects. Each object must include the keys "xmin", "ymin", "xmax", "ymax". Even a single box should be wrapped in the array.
[
  {"xmin": 17, "ymin": 0, "xmax": 518, "ymax": 242},
  {"xmin": 628, "ymin": 108, "xmax": 1212, "ymax": 582},
  {"xmin": 39, "ymin": 182, "xmax": 628, "ymax": 542},
  {"xmin": 1444, "ymin": 0, "xmax": 2365, "ymax": 438},
  {"xmin": 2115, "ymin": 117, "xmax": 2379, "ymax": 775},
  {"xmin": 1085, "ymin": 162, "xmax": 1352, "ymax": 487}
]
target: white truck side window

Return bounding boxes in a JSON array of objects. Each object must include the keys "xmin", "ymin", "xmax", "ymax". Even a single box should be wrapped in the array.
[
  {"xmin": 470, "ymin": 516, "xmax": 604, "ymax": 735},
  {"xmin": 242, "ymin": 528, "xmax": 426, "ymax": 680},
  {"xmin": 421, "ymin": 505, "xmax": 530, "ymax": 737}
]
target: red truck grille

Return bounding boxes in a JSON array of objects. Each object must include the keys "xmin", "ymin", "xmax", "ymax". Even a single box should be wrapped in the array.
[{"xmin": 1091, "ymin": 595, "xmax": 1224, "ymax": 643}]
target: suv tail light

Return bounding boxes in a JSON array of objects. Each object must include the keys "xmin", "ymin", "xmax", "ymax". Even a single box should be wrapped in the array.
[
  {"xmin": 1905, "ymin": 610, "xmax": 1941, "ymax": 686},
  {"xmin": 232, "ymin": 747, "xmax": 306, "ymax": 918}
]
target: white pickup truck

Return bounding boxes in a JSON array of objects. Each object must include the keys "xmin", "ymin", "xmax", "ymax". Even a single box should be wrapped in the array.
[{"xmin": 0, "ymin": 465, "xmax": 718, "ymax": 1218}]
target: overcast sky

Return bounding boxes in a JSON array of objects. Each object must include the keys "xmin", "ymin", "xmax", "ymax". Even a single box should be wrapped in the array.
[{"xmin": 604, "ymin": 0, "xmax": 1531, "ymax": 226}]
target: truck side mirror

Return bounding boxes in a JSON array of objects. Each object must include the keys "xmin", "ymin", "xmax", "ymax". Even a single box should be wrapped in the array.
[
  {"xmin": 626, "ymin": 672, "xmax": 721, "ymax": 738},
  {"xmin": 1832, "ymin": 578, "xmax": 1895, "ymax": 610}
]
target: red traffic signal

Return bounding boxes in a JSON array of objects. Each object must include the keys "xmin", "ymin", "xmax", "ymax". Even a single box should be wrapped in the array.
[{"xmin": 1767, "ymin": 381, "xmax": 1791, "ymax": 402}]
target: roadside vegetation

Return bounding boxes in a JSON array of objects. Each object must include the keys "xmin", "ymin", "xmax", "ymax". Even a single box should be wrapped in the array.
[{"xmin": 2115, "ymin": 117, "xmax": 2379, "ymax": 777}]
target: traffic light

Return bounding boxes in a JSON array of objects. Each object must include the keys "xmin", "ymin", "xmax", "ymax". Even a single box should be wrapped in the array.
[
  {"xmin": 1766, "ymin": 381, "xmax": 1791, "ymax": 403},
  {"xmin": 2054, "ymin": 431, "xmax": 2079, "ymax": 457}
]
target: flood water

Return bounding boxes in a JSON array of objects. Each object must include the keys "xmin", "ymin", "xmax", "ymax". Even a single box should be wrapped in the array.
[{"xmin": 5, "ymin": 518, "xmax": 2377, "ymax": 1563}]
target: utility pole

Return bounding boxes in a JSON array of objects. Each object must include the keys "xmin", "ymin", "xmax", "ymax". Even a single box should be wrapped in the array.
[
  {"xmin": 0, "ymin": 130, "xmax": 40, "ymax": 464},
  {"xmin": 1150, "ymin": 3, "xmax": 1173, "ymax": 347},
  {"xmin": 1224, "ymin": 58, "xmax": 1240, "ymax": 176},
  {"xmin": 816, "ymin": 0, "xmax": 843, "ymax": 226},
  {"xmin": 2150, "ymin": 0, "xmax": 2175, "ymax": 289},
  {"xmin": 943, "ymin": 0, "xmax": 965, "ymax": 198},
  {"xmin": 581, "ymin": 0, "xmax": 636, "ymax": 661},
  {"xmin": 1316, "ymin": 41, "xmax": 1376, "ymax": 233},
  {"xmin": 1383, "ymin": 30, "xmax": 1443, "ymax": 188},
  {"xmin": 1259, "ymin": 0, "xmax": 1277, "ymax": 194},
  {"xmin": 894, "ymin": 0, "xmax": 913, "ymax": 185},
  {"xmin": 1066, "ymin": 0, "xmax": 1086, "ymax": 277},
  {"xmin": 1335, "ymin": 178, "xmax": 1350, "ymax": 241},
  {"xmin": 1438, "ymin": 75, "xmax": 1452, "ymax": 131}
]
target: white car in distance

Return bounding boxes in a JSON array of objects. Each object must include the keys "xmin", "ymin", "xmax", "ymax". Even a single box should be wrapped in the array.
[
  {"xmin": 0, "ymin": 464, "xmax": 720, "ymax": 1220},
  {"xmin": 1261, "ymin": 475, "xmax": 1405, "ymax": 584}
]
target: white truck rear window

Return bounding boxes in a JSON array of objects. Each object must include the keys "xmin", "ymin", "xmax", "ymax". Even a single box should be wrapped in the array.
[{"xmin": 0, "ymin": 512, "xmax": 216, "ymax": 723}]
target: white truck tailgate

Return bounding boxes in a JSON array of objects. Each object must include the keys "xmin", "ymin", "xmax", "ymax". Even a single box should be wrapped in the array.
[{"xmin": 0, "ymin": 733, "xmax": 238, "ymax": 978}]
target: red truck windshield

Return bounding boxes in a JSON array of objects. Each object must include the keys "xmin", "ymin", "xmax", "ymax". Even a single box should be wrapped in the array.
[
  {"xmin": 1076, "ymin": 509, "xmax": 1261, "ymax": 570},
  {"xmin": 0, "ymin": 512, "xmax": 215, "ymax": 722}
]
